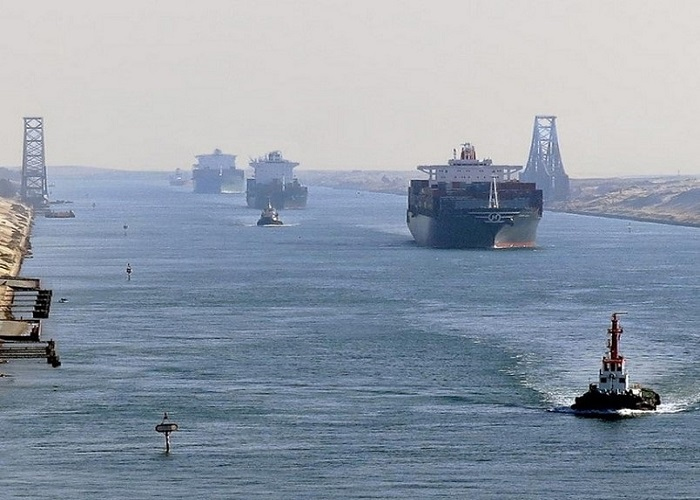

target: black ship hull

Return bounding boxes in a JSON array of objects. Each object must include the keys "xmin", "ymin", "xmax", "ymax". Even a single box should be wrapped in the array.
[
  {"xmin": 246, "ymin": 179, "xmax": 308, "ymax": 209},
  {"xmin": 571, "ymin": 386, "xmax": 660, "ymax": 412},
  {"xmin": 192, "ymin": 168, "xmax": 222, "ymax": 194},
  {"xmin": 257, "ymin": 217, "xmax": 283, "ymax": 226},
  {"xmin": 407, "ymin": 210, "xmax": 540, "ymax": 249},
  {"xmin": 221, "ymin": 169, "xmax": 245, "ymax": 194},
  {"xmin": 407, "ymin": 180, "xmax": 542, "ymax": 249}
]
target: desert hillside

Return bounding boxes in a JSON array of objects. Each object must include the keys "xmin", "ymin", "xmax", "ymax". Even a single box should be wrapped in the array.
[{"xmin": 551, "ymin": 176, "xmax": 700, "ymax": 227}]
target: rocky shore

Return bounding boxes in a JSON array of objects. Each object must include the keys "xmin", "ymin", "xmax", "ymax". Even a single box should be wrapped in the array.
[{"xmin": 301, "ymin": 170, "xmax": 700, "ymax": 228}]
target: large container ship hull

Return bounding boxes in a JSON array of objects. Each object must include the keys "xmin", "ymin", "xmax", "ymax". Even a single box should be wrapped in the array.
[
  {"xmin": 192, "ymin": 169, "xmax": 222, "ymax": 194},
  {"xmin": 191, "ymin": 149, "xmax": 242, "ymax": 194},
  {"xmin": 247, "ymin": 151, "xmax": 307, "ymax": 209},
  {"xmin": 407, "ymin": 207, "xmax": 540, "ymax": 249},
  {"xmin": 221, "ymin": 169, "xmax": 245, "ymax": 194},
  {"xmin": 407, "ymin": 143, "xmax": 543, "ymax": 249},
  {"xmin": 246, "ymin": 179, "xmax": 308, "ymax": 209},
  {"xmin": 407, "ymin": 177, "xmax": 542, "ymax": 249}
]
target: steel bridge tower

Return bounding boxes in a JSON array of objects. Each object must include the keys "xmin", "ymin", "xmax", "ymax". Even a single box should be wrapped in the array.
[
  {"xmin": 21, "ymin": 117, "xmax": 49, "ymax": 208},
  {"xmin": 521, "ymin": 115, "xmax": 570, "ymax": 203}
]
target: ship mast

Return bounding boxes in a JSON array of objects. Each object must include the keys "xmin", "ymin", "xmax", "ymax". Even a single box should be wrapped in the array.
[
  {"xmin": 608, "ymin": 312, "xmax": 625, "ymax": 360},
  {"xmin": 599, "ymin": 312, "xmax": 629, "ymax": 393},
  {"xmin": 488, "ymin": 176, "xmax": 500, "ymax": 209}
]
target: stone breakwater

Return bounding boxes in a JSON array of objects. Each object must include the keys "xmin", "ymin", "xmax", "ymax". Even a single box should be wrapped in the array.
[{"xmin": 0, "ymin": 198, "xmax": 32, "ymax": 277}]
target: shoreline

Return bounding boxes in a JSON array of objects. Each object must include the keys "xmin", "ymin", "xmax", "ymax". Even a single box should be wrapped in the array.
[
  {"xmin": 0, "ymin": 199, "xmax": 33, "ymax": 277},
  {"xmin": 546, "ymin": 208, "xmax": 700, "ymax": 229}
]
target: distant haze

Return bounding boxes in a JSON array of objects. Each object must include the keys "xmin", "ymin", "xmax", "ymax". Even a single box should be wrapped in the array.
[{"xmin": 1, "ymin": 0, "xmax": 699, "ymax": 177}]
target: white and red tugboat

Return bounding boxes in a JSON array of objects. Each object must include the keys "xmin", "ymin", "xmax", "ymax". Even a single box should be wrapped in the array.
[{"xmin": 571, "ymin": 313, "xmax": 660, "ymax": 413}]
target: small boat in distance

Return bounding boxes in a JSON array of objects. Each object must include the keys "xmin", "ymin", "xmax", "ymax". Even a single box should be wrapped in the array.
[
  {"xmin": 45, "ymin": 209, "xmax": 75, "ymax": 218},
  {"xmin": 571, "ymin": 313, "xmax": 660, "ymax": 415},
  {"xmin": 169, "ymin": 168, "xmax": 188, "ymax": 186},
  {"xmin": 257, "ymin": 201, "xmax": 283, "ymax": 226}
]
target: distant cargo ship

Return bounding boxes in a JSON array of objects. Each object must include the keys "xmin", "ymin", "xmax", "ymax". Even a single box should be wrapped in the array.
[
  {"xmin": 169, "ymin": 168, "xmax": 187, "ymax": 186},
  {"xmin": 407, "ymin": 143, "xmax": 543, "ymax": 249},
  {"xmin": 192, "ymin": 149, "xmax": 244, "ymax": 194},
  {"xmin": 246, "ymin": 151, "xmax": 307, "ymax": 209}
]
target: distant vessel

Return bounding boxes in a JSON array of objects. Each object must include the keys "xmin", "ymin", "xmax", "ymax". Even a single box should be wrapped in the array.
[
  {"xmin": 571, "ymin": 313, "xmax": 660, "ymax": 413},
  {"xmin": 407, "ymin": 143, "xmax": 542, "ymax": 249},
  {"xmin": 192, "ymin": 149, "xmax": 244, "ymax": 194},
  {"xmin": 247, "ymin": 151, "xmax": 307, "ymax": 209},
  {"xmin": 44, "ymin": 209, "xmax": 75, "ymax": 218},
  {"xmin": 257, "ymin": 201, "xmax": 283, "ymax": 226},
  {"xmin": 169, "ymin": 168, "xmax": 188, "ymax": 186}
]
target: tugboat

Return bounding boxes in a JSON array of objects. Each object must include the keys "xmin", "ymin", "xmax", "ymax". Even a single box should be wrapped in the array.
[
  {"xmin": 257, "ymin": 201, "xmax": 283, "ymax": 226},
  {"xmin": 571, "ymin": 313, "xmax": 660, "ymax": 413}
]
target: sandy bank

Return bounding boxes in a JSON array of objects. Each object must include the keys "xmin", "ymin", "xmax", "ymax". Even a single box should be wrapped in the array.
[
  {"xmin": 0, "ymin": 198, "xmax": 32, "ymax": 277},
  {"xmin": 549, "ymin": 177, "xmax": 700, "ymax": 228}
]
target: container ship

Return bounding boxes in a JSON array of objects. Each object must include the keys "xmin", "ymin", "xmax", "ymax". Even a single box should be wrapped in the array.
[
  {"xmin": 407, "ymin": 143, "xmax": 542, "ymax": 249},
  {"xmin": 571, "ymin": 313, "xmax": 660, "ymax": 414},
  {"xmin": 169, "ymin": 168, "xmax": 187, "ymax": 186},
  {"xmin": 246, "ymin": 151, "xmax": 307, "ymax": 209},
  {"xmin": 192, "ymin": 149, "xmax": 244, "ymax": 194}
]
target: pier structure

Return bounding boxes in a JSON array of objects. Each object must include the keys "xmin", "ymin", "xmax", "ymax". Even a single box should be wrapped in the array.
[
  {"xmin": 0, "ymin": 277, "xmax": 60, "ymax": 367},
  {"xmin": 521, "ymin": 115, "xmax": 570, "ymax": 203},
  {"xmin": 20, "ymin": 117, "xmax": 49, "ymax": 209}
]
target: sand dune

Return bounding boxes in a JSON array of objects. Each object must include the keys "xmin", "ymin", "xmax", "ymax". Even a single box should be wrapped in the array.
[{"xmin": 0, "ymin": 199, "xmax": 32, "ymax": 277}]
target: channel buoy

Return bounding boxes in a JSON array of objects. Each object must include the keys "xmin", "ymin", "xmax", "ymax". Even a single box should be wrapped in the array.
[{"xmin": 155, "ymin": 412, "xmax": 178, "ymax": 453}]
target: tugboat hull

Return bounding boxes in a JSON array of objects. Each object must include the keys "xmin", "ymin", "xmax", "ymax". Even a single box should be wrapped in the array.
[
  {"xmin": 257, "ymin": 218, "xmax": 283, "ymax": 226},
  {"xmin": 572, "ymin": 386, "xmax": 660, "ymax": 412}
]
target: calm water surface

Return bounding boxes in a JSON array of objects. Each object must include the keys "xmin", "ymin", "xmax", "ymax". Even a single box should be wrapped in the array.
[{"xmin": 2, "ymin": 170, "xmax": 699, "ymax": 499}]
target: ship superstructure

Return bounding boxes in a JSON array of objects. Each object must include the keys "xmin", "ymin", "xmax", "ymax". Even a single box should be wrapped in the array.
[
  {"xmin": 407, "ymin": 143, "xmax": 542, "ymax": 248},
  {"xmin": 192, "ymin": 148, "xmax": 244, "ymax": 194},
  {"xmin": 571, "ymin": 313, "xmax": 660, "ymax": 413},
  {"xmin": 246, "ymin": 151, "xmax": 307, "ymax": 209}
]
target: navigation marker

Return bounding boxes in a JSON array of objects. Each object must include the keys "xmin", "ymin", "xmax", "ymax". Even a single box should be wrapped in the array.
[{"xmin": 155, "ymin": 412, "xmax": 178, "ymax": 453}]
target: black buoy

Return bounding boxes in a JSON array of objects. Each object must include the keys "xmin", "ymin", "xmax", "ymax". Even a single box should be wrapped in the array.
[{"xmin": 155, "ymin": 412, "xmax": 178, "ymax": 453}]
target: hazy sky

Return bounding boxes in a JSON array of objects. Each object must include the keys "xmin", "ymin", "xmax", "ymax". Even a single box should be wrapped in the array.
[{"xmin": 1, "ymin": 0, "xmax": 699, "ymax": 177}]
